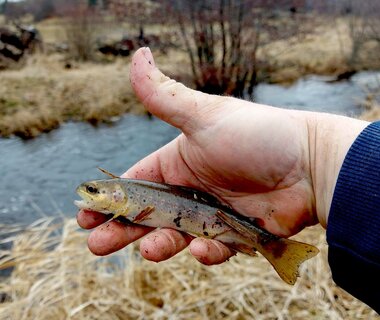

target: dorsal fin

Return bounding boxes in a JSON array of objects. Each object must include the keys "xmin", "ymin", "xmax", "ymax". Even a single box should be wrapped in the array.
[{"xmin": 97, "ymin": 167, "xmax": 120, "ymax": 179}]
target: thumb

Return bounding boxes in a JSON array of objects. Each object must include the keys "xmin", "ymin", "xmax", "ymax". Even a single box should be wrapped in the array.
[{"xmin": 130, "ymin": 47, "xmax": 218, "ymax": 134}]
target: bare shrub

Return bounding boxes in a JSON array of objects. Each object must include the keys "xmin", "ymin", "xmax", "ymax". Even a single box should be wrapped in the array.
[
  {"xmin": 61, "ymin": 5, "xmax": 102, "ymax": 61},
  {"xmin": 159, "ymin": 0, "xmax": 309, "ymax": 97}
]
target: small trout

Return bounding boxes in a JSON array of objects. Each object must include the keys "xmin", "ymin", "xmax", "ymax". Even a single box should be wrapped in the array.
[{"xmin": 75, "ymin": 177, "xmax": 319, "ymax": 285}]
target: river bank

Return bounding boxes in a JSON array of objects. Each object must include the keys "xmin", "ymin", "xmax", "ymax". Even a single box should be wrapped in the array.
[
  {"xmin": 1, "ymin": 15, "xmax": 380, "ymax": 139},
  {"xmin": 1, "ymin": 52, "xmax": 379, "ymax": 139},
  {"xmin": 0, "ymin": 54, "xmax": 146, "ymax": 139}
]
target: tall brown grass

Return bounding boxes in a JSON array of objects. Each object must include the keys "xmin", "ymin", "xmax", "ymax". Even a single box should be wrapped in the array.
[
  {"xmin": 0, "ymin": 54, "xmax": 144, "ymax": 138},
  {"xmin": 0, "ymin": 218, "xmax": 378, "ymax": 320}
]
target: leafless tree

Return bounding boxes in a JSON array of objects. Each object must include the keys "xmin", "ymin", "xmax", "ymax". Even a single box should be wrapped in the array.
[
  {"xmin": 160, "ymin": 0, "xmax": 307, "ymax": 97},
  {"xmin": 58, "ymin": 2, "xmax": 103, "ymax": 61}
]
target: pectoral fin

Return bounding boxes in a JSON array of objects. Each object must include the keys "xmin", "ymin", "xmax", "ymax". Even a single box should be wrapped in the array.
[{"xmin": 133, "ymin": 206, "xmax": 155, "ymax": 223}]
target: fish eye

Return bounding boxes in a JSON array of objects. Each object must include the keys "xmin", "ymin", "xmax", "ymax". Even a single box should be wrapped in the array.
[{"xmin": 86, "ymin": 185, "xmax": 98, "ymax": 194}]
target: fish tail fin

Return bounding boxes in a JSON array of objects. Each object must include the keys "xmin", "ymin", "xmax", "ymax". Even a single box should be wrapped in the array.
[
  {"xmin": 258, "ymin": 238, "xmax": 319, "ymax": 285},
  {"xmin": 214, "ymin": 210, "xmax": 319, "ymax": 284}
]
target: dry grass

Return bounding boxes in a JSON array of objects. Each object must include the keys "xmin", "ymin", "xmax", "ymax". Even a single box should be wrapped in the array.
[
  {"xmin": 0, "ymin": 54, "xmax": 145, "ymax": 138},
  {"xmin": 259, "ymin": 18, "xmax": 380, "ymax": 84},
  {"xmin": 0, "ymin": 218, "xmax": 378, "ymax": 320},
  {"xmin": 1, "ymin": 15, "xmax": 380, "ymax": 138}
]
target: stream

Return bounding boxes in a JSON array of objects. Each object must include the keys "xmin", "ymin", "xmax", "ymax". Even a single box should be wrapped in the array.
[{"xmin": 1, "ymin": 71, "xmax": 379, "ymax": 226}]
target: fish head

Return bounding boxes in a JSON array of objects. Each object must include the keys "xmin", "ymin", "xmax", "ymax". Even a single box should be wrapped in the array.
[{"xmin": 74, "ymin": 180, "xmax": 128, "ymax": 215}]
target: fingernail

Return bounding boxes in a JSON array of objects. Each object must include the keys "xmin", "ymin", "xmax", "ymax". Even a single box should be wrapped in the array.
[{"xmin": 142, "ymin": 47, "xmax": 155, "ymax": 67}]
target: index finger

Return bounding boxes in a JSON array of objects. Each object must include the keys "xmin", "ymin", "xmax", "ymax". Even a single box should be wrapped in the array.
[{"xmin": 77, "ymin": 209, "xmax": 111, "ymax": 229}]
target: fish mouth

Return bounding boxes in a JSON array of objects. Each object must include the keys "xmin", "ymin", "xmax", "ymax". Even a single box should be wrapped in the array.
[
  {"xmin": 74, "ymin": 199, "xmax": 89, "ymax": 209},
  {"xmin": 74, "ymin": 187, "xmax": 93, "ymax": 209}
]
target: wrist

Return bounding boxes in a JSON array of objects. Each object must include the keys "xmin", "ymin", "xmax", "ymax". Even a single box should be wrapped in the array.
[{"xmin": 305, "ymin": 112, "xmax": 368, "ymax": 227}]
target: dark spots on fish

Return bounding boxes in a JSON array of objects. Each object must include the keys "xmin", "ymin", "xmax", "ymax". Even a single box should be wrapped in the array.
[
  {"xmin": 194, "ymin": 205, "xmax": 199, "ymax": 210},
  {"xmin": 203, "ymin": 231, "xmax": 209, "ymax": 237},
  {"xmin": 148, "ymin": 60, "xmax": 152, "ymax": 65},
  {"xmin": 202, "ymin": 221, "xmax": 206, "ymax": 230},
  {"xmin": 143, "ymin": 199, "xmax": 146, "ymax": 203},
  {"xmin": 173, "ymin": 212, "xmax": 182, "ymax": 228},
  {"xmin": 101, "ymin": 190, "xmax": 106, "ymax": 194},
  {"xmin": 145, "ymin": 249, "xmax": 149, "ymax": 254},
  {"xmin": 214, "ymin": 220, "xmax": 223, "ymax": 228}
]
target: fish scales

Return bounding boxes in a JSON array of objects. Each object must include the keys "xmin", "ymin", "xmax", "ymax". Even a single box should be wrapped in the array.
[
  {"xmin": 75, "ymin": 178, "xmax": 319, "ymax": 285},
  {"xmin": 122, "ymin": 180, "xmax": 238, "ymax": 239}
]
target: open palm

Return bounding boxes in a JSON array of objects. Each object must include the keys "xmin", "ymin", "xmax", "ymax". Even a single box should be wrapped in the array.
[{"xmin": 77, "ymin": 48, "xmax": 318, "ymax": 265}]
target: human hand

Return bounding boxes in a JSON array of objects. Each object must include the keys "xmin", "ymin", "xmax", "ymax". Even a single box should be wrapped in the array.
[{"xmin": 77, "ymin": 48, "xmax": 368, "ymax": 265}]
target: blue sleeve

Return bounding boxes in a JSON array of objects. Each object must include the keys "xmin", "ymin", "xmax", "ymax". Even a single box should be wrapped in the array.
[{"xmin": 327, "ymin": 121, "xmax": 380, "ymax": 313}]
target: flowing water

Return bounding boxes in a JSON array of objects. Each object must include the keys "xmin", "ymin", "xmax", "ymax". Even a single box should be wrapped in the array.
[{"xmin": 1, "ymin": 71, "xmax": 379, "ymax": 226}]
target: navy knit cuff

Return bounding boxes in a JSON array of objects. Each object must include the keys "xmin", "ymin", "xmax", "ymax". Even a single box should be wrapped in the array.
[{"xmin": 327, "ymin": 121, "xmax": 380, "ymax": 313}]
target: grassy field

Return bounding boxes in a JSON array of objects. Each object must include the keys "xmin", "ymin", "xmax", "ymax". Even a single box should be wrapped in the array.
[
  {"xmin": 259, "ymin": 18, "xmax": 380, "ymax": 84},
  {"xmin": 0, "ymin": 54, "xmax": 146, "ymax": 138},
  {"xmin": 0, "ymin": 218, "xmax": 378, "ymax": 320}
]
